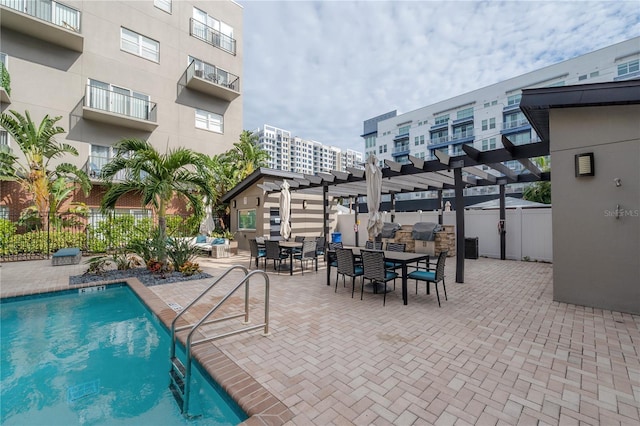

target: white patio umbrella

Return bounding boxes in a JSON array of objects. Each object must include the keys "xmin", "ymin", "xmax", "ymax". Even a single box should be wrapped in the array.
[
  {"xmin": 199, "ymin": 196, "xmax": 216, "ymax": 235},
  {"xmin": 279, "ymin": 180, "xmax": 292, "ymax": 240},
  {"xmin": 366, "ymin": 155, "xmax": 383, "ymax": 240}
]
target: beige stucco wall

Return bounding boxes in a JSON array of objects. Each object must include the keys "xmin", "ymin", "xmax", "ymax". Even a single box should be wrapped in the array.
[{"xmin": 550, "ymin": 105, "xmax": 640, "ymax": 314}]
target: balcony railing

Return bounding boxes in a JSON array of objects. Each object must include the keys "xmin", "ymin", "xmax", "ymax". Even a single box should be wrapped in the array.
[
  {"xmin": 190, "ymin": 18, "xmax": 236, "ymax": 55},
  {"xmin": 429, "ymin": 135, "xmax": 451, "ymax": 145},
  {"xmin": 0, "ymin": 0, "xmax": 83, "ymax": 51},
  {"xmin": 392, "ymin": 145, "xmax": 410, "ymax": 155},
  {"xmin": 184, "ymin": 59, "xmax": 240, "ymax": 101},
  {"xmin": 451, "ymin": 129, "xmax": 474, "ymax": 141},
  {"xmin": 83, "ymin": 84, "xmax": 157, "ymax": 131},
  {"xmin": 502, "ymin": 119, "xmax": 530, "ymax": 130},
  {"xmin": 83, "ymin": 156, "xmax": 128, "ymax": 181}
]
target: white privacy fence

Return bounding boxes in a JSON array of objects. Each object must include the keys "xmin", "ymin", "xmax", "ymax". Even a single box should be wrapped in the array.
[{"xmin": 335, "ymin": 208, "xmax": 553, "ymax": 262}]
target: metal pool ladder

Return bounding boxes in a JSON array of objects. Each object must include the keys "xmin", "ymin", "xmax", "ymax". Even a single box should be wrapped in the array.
[{"xmin": 168, "ymin": 265, "xmax": 270, "ymax": 417}]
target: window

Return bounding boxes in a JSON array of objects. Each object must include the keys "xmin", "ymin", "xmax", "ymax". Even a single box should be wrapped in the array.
[
  {"xmin": 121, "ymin": 28, "xmax": 159, "ymax": 62},
  {"xmin": 578, "ymin": 74, "xmax": 587, "ymax": 81},
  {"xmin": 0, "ymin": 129, "xmax": 8, "ymax": 147},
  {"xmin": 617, "ymin": 59, "xmax": 639, "ymax": 77},
  {"xmin": 238, "ymin": 209, "xmax": 256, "ymax": 230},
  {"xmin": 507, "ymin": 94, "xmax": 521, "ymax": 106},
  {"xmin": 434, "ymin": 114, "xmax": 449, "ymax": 125},
  {"xmin": 378, "ymin": 144, "xmax": 387, "ymax": 154},
  {"xmin": 481, "ymin": 138, "xmax": 496, "ymax": 151},
  {"xmin": 484, "ymin": 102, "xmax": 490, "ymax": 108},
  {"xmin": 195, "ymin": 109, "xmax": 223, "ymax": 133},
  {"xmin": 590, "ymin": 71, "xmax": 599, "ymax": 78},
  {"xmin": 398, "ymin": 125, "xmax": 410, "ymax": 135},
  {"xmin": 482, "ymin": 119, "xmax": 488, "ymax": 131},
  {"xmin": 0, "ymin": 52, "xmax": 7, "ymax": 68},
  {"xmin": 457, "ymin": 107, "xmax": 473, "ymax": 120},
  {"xmin": 504, "ymin": 111, "xmax": 526, "ymax": 130},
  {"xmin": 489, "ymin": 118, "xmax": 496, "ymax": 129},
  {"xmin": 154, "ymin": 0, "xmax": 171, "ymax": 13}
]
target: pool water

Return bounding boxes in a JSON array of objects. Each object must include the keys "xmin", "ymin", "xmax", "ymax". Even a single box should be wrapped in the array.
[{"xmin": 1, "ymin": 285, "xmax": 247, "ymax": 425}]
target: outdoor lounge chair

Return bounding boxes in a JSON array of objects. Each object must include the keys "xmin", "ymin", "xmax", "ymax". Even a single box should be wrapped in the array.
[{"xmin": 407, "ymin": 250, "xmax": 448, "ymax": 307}]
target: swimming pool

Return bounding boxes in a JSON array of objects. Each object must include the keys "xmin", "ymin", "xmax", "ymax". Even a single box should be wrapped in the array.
[{"xmin": 0, "ymin": 284, "xmax": 247, "ymax": 425}]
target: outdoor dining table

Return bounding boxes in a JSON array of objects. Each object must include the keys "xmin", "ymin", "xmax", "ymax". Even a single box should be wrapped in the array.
[
  {"xmin": 279, "ymin": 241, "xmax": 303, "ymax": 276},
  {"xmin": 326, "ymin": 247, "xmax": 429, "ymax": 305}
]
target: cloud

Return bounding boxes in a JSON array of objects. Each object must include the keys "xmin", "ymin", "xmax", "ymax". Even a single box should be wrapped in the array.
[{"xmin": 240, "ymin": 0, "xmax": 640, "ymax": 152}]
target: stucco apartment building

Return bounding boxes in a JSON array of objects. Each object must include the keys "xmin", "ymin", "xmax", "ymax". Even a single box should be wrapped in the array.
[{"xmin": 0, "ymin": 0, "xmax": 243, "ymax": 217}]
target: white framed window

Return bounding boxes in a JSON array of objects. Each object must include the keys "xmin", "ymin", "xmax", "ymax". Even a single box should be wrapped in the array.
[
  {"xmin": 195, "ymin": 109, "xmax": 223, "ymax": 133},
  {"xmin": 120, "ymin": 28, "xmax": 159, "ymax": 62},
  {"xmin": 0, "ymin": 129, "xmax": 8, "ymax": 147},
  {"xmin": 192, "ymin": 7, "xmax": 235, "ymax": 53},
  {"xmin": 154, "ymin": 0, "xmax": 171, "ymax": 13},
  {"xmin": 617, "ymin": 59, "xmax": 639, "ymax": 77}
]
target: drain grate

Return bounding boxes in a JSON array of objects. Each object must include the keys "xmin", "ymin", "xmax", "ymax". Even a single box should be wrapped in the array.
[
  {"xmin": 67, "ymin": 379, "xmax": 100, "ymax": 403},
  {"xmin": 167, "ymin": 302, "xmax": 183, "ymax": 312}
]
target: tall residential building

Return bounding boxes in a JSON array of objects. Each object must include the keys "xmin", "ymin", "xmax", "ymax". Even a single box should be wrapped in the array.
[
  {"xmin": 0, "ymin": 0, "xmax": 243, "ymax": 214},
  {"xmin": 362, "ymin": 37, "xmax": 640, "ymax": 199},
  {"xmin": 254, "ymin": 124, "xmax": 364, "ymax": 174}
]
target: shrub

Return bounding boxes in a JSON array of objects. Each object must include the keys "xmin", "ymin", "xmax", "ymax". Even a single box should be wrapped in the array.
[
  {"xmin": 166, "ymin": 237, "xmax": 198, "ymax": 271},
  {"xmin": 179, "ymin": 261, "xmax": 201, "ymax": 276},
  {"xmin": 83, "ymin": 256, "xmax": 111, "ymax": 275}
]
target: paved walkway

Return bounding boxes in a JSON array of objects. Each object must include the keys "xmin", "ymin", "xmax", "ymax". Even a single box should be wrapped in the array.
[{"xmin": 1, "ymin": 253, "xmax": 639, "ymax": 425}]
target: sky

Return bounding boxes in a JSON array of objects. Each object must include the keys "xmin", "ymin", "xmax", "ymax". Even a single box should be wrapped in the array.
[{"xmin": 239, "ymin": 1, "xmax": 640, "ymax": 153}]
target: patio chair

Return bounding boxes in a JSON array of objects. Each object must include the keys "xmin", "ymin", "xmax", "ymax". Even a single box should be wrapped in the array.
[
  {"xmin": 385, "ymin": 242, "xmax": 406, "ymax": 271},
  {"xmin": 294, "ymin": 240, "xmax": 318, "ymax": 275},
  {"xmin": 265, "ymin": 240, "xmax": 288, "ymax": 273},
  {"xmin": 249, "ymin": 239, "xmax": 266, "ymax": 270},
  {"xmin": 315, "ymin": 236, "xmax": 326, "ymax": 261},
  {"xmin": 365, "ymin": 240, "xmax": 383, "ymax": 250},
  {"xmin": 361, "ymin": 250, "xmax": 398, "ymax": 306},
  {"xmin": 328, "ymin": 241, "xmax": 343, "ymax": 284},
  {"xmin": 407, "ymin": 250, "xmax": 448, "ymax": 307},
  {"xmin": 335, "ymin": 247, "xmax": 363, "ymax": 298}
]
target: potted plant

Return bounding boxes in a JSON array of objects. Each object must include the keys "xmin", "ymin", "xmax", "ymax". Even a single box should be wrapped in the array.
[{"xmin": 223, "ymin": 230, "xmax": 238, "ymax": 255}]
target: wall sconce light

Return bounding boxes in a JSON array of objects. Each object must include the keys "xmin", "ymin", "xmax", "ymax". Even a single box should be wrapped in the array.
[
  {"xmin": 256, "ymin": 197, "xmax": 260, "ymax": 206},
  {"xmin": 232, "ymin": 200, "xmax": 236, "ymax": 208},
  {"xmin": 575, "ymin": 153, "xmax": 594, "ymax": 177},
  {"xmin": 302, "ymin": 200, "xmax": 308, "ymax": 209}
]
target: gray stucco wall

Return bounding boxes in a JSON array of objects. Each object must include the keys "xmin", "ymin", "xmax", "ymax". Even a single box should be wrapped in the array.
[{"xmin": 550, "ymin": 105, "xmax": 640, "ymax": 314}]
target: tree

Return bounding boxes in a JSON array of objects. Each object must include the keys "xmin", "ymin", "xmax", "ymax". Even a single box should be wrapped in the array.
[
  {"xmin": 0, "ymin": 110, "xmax": 90, "ymax": 228},
  {"xmin": 229, "ymin": 130, "xmax": 269, "ymax": 179},
  {"xmin": 522, "ymin": 156, "xmax": 551, "ymax": 204},
  {"xmin": 205, "ymin": 130, "xmax": 269, "ymax": 228},
  {"xmin": 100, "ymin": 138, "xmax": 213, "ymax": 266}
]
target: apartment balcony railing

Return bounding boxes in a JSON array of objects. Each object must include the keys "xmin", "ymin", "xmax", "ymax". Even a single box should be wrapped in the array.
[
  {"xmin": 183, "ymin": 59, "xmax": 240, "ymax": 101},
  {"xmin": 391, "ymin": 145, "xmax": 410, "ymax": 156},
  {"xmin": 189, "ymin": 18, "xmax": 236, "ymax": 55},
  {"xmin": 0, "ymin": 0, "xmax": 83, "ymax": 51},
  {"xmin": 82, "ymin": 85, "xmax": 158, "ymax": 132},
  {"xmin": 429, "ymin": 135, "xmax": 451, "ymax": 146},
  {"xmin": 451, "ymin": 129, "xmax": 474, "ymax": 142},
  {"xmin": 500, "ymin": 119, "xmax": 531, "ymax": 135},
  {"xmin": 83, "ymin": 155, "xmax": 128, "ymax": 181}
]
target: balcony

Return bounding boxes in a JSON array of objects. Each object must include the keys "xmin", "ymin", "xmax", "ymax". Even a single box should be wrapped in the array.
[
  {"xmin": 82, "ymin": 85, "xmax": 158, "ymax": 132},
  {"xmin": 429, "ymin": 135, "xmax": 451, "ymax": 148},
  {"xmin": 190, "ymin": 18, "xmax": 236, "ymax": 55},
  {"xmin": 83, "ymin": 156, "xmax": 128, "ymax": 181},
  {"xmin": 0, "ymin": 0, "xmax": 83, "ymax": 52},
  {"xmin": 184, "ymin": 59, "xmax": 240, "ymax": 101},
  {"xmin": 391, "ymin": 144, "xmax": 410, "ymax": 157},
  {"xmin": 500, "ymin": 119, "xmax": 531, "ymax": 135},
  {"xmin": 451, "ymin": 129, "xmax": 474, "ymax": 144}
]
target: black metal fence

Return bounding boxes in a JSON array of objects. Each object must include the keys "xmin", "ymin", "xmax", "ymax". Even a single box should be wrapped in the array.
[{"xmin": 0, "ymin": 210, "xmax": 212, "ymax": 262}]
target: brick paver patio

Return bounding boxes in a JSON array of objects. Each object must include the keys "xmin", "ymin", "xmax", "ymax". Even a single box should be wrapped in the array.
[{"xmin": 1, "ymin": 252, "xmax": 638, "ymax": 425}]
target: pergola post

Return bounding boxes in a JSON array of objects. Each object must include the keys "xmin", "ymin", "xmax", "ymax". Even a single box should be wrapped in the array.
[
  {"xmin": 454, "ymin": 168, "xmax": 465, "ymax": 283},
  {"xmin": 323, "ymin": 184, "xmax": 329, "ymax": 242},
  {"xmin": 437, "ymin": 189, "xmax": 443, "ymax": 225},
  {"xmin": 354, "ymin": 196, "xmax": 360, "ymax": 247},
  {"xmin": 499, "ymin": 184, "xmax": 506, "ymax": 260},
  {"xmin": 390, "ymin": 192, "xmax": 396, "ymax": 223}
]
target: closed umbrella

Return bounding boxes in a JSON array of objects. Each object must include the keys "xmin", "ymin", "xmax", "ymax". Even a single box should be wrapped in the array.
[
  {"xmin": 366, "ymin": 155, "xmax": 383, "ymax": 240},
  {"xmin": 279, "ymin": 180, "xmax": 291, "ymax": 240},
  {"xmin": 199, "ymin": 197, "xmax": 215, "ymax": 235}
]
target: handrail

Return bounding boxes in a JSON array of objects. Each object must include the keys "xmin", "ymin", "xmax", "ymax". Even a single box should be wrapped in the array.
[
  {"xmin": 170, "ymin": 264, "xmax": 249, "ymax": 359},
  {"xmin": 168, "ymin": 265, "xmax": 270, "ymax": 416}
]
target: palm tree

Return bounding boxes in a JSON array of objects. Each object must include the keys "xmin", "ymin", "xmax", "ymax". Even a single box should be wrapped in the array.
[
  {"xmin": 100, "ymin": 138, "xmax": 213, "ymax": 266},
  {"xmin": 523, "ymin": 156, "xmax": 551, "ymax": 204},
  {"xmin": 230, "ymin": 130, "xmax": 269, "ymax": 179},
  {"xmin": 0, "ymin": 110, "xmax": 91, "ymax": 228}
]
